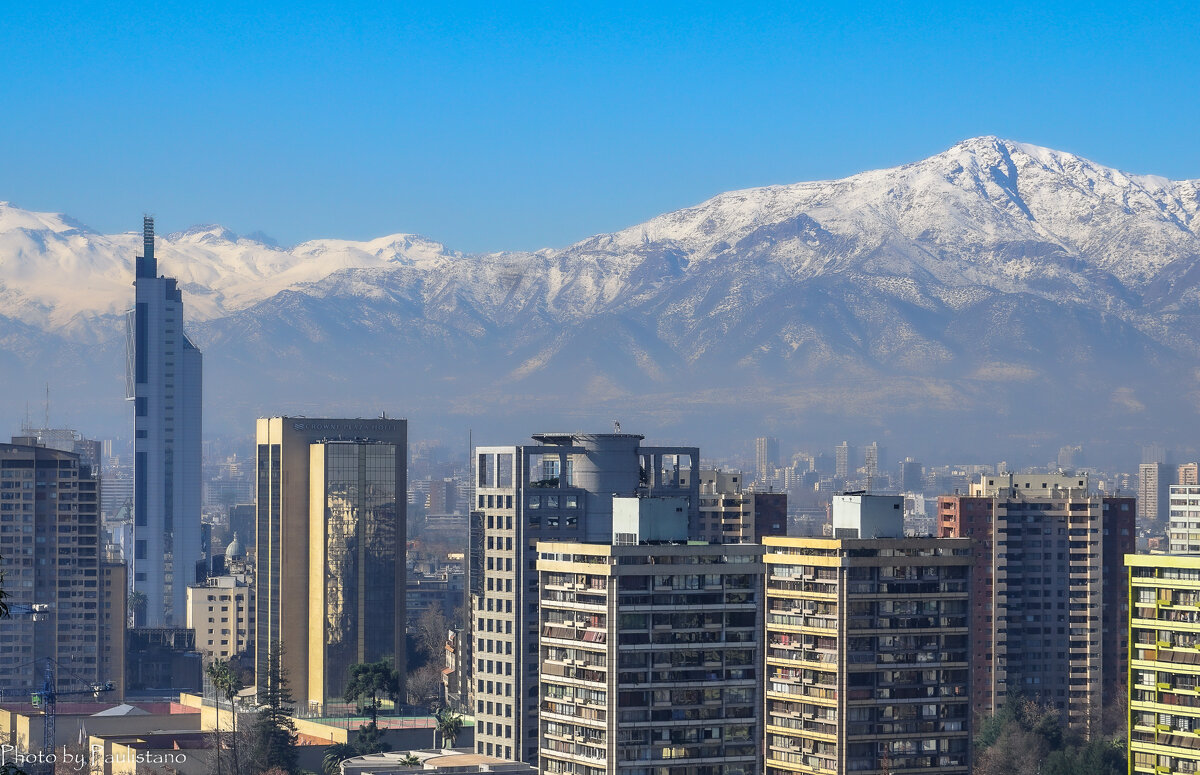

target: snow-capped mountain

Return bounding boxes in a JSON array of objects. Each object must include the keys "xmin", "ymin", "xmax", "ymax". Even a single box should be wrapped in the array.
[{"xmin": 3, "ymin": 136, "xmax": 1199, "ymax": 456}]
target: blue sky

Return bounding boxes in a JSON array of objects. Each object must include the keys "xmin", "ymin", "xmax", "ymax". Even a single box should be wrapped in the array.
[{"xmin": 1, "ymin": 1, "xmax": 1196, "ymax": 252}]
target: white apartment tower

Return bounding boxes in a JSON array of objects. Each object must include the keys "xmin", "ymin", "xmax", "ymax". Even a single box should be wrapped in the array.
[
  {"xmin": 127, "ymin": 217, "xmax": 203, "ymax": 627},
  {"xmin": 469, "ymin": 432, "xmax": 699, "ymax": 765}
]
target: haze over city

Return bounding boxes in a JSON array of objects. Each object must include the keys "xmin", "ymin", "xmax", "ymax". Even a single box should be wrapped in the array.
[{"xmin": 0, "ymin": 4, "xmax": 1198, "ymax": 775}]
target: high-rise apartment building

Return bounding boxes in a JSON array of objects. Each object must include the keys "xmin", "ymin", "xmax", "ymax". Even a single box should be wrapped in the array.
[
  {"xmin": 1126, "ymin": 554, "xmax": 1200, "ymax": 775},
  {"xmin": 1140, "ymin": 462, "xmax": 1173, "ymax": 528},
  {"xmin": 0, "ymin": 440, "xmax": 105, "ymax": 693},
  {"xmin": 537, "ymin": 534, "xmax": 764, "ymax": 774},
  {"xmin": 470, "ymin": 432, "xmax": 699, "ymax": 764},
  {"xmin": 939, "ymin": 473, "xmax": 1134, "ymax": 730},
  {"xmin": 756, "ymin": 436, "xmax": 780, "ymax": 483},
  {"xmin": 834, "ymin": 442, "xmax": 854, "ymax": 480},
  {"xmin": 1178, "ymin": 463, "xmax": 1199, "ymax": 487},
  {"xmin": 764, "ymin": 496, "xmax": 972, "ymax": 775},
  {"xmin": 127, "ymin": 217, "xmax": 203, "ymax": 626},
  {"xmin": 255, "ymin": 417, "xmax": 407, "ymax": 710}
]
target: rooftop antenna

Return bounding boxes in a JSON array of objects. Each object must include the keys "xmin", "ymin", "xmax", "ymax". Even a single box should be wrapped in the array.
[{"xmin": 44, "ymin": 383, "xmax": 49, "ymax": 429}]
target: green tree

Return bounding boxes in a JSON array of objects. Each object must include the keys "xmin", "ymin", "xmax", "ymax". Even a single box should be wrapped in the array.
[
  {"xmin": 343, "ymin": 660, "xmax": 399, "ymax": 726},
  {"xmin": 249, "ymin": 643, "xmax": 298, "ymax": 775},
  {"xmin": 208, "ymin": 659, "xmax": 246, "ymax": 775},
  {"xmin": 353, "ymin": 720, "xmax": 390, "ymax": 756}
]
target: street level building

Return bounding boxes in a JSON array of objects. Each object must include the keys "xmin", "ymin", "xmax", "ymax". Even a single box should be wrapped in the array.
[
  {"xmin": 127, "ymin": 217, "xmax": 203, "ymax": 627},
  {"xmin": 470, "ymin": 432, "xmax": 699, "ymax": 764},
  {"xmin": 763, "ymin": 496, "xmax": 972, "ymax": 775},
  {"xmin": 255, "ymin": 417, "xmax": 407, "ymax": 711},
  {"xmin": 939, "ymin": 473, "xmax": 1134, "ymax": 731}
]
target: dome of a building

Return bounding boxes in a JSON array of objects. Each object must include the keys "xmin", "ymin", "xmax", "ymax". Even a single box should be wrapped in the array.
[{"xmin": 226, "ymin": 532, "xmax": 243, "ymax": 558}]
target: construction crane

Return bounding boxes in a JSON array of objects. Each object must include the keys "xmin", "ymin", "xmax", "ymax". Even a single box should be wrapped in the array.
[{"xmin": 6, "ymin": 658, "xmax": 114, "ymax": 775}]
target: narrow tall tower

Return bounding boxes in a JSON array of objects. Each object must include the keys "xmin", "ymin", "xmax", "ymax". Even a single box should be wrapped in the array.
[{"xmin": 127, "ymin": 217, "xmax": 203, "ymax": 627}]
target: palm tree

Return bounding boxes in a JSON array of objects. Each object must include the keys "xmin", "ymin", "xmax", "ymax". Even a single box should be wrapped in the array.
[
  {"xmin": 321, "ymin": 742, "xmax": 357, "ymax": 775},
  {"xmin": 397, "ymin": 754, "xmax": 421, "ymax": 766},
  {"xmin": 207, "ymin": 660, "xmax": 245, "ymax": 775},
  {"xmin": 434, "ymin": 708, "xmax": 463, "ymax": 750}
]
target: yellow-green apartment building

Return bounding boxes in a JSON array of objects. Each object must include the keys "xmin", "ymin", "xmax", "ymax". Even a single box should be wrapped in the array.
[{"xmin": 1128, "ymin": 554, "xmax": 1200, "ymax": 775}]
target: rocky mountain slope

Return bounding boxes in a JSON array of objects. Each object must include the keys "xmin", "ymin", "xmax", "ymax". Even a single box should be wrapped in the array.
[{"xmin": 3, "ymin": 136, "xmax": 1198, "ymax": 457}]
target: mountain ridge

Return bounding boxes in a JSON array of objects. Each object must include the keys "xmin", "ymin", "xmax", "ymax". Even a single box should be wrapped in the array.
[{"xmin": 3, "ymin": 137, "xmax": 1200, "ymax": 456}]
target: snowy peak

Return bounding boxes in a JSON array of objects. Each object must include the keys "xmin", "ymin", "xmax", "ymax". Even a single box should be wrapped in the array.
[{"xmin": 2, "ymin": 137, "xmax": 1199, "ymax": 334}]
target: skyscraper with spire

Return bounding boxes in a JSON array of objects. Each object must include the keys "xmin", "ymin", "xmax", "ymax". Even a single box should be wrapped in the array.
[{"xmin": 126, "ymin": 217, "xmax": 203, "ymax": 626}]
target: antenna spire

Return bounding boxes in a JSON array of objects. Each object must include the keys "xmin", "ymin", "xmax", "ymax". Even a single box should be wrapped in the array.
[{"xmin": 136, "ymin": 215, "xmax": 157, "ymax": 279}]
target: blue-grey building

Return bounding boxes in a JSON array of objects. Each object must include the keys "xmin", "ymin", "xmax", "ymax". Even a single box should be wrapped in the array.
[{"xmin": 127, "ymin": 216, "xmax": 203, "ymax": 626}]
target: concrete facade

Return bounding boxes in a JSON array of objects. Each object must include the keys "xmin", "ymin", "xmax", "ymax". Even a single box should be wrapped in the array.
[
  {"xmin": 763, "ymin": 535, "xmax": 972, "ymax": 775},
  {"xmin": 0, "ymin": 441, "xmax": 107, "ymax": 695},
  {"xmin": 537, "ymin": 541, "xmax": 763, "ymax": 775},
  {"xmin": 939, "ymin": 473, "xmax": 1135, "ymax": 731}
]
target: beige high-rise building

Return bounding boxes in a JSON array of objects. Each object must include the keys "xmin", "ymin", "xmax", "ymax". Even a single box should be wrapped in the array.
[
  {"xmin": 763, "ymin": 498, "xmax": 973, "ymax": 775},
  {"xmin": 255, "ymin": 417, "xmax": 407, "ymax": 711},
  {"xmin": 188, "ymin": 563, "xmax": 255, "ymax": 662},
  {"xmin": 1178, "ymin": 462, "xmax": 1199, "ymax": 486}
]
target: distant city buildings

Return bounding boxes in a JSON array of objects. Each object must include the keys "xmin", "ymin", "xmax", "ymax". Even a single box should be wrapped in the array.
[
  {"xmin": 756, "ymin": 436, "xmax": 780, "ymax": 483},
  {"xmin": 688, "ymin": 468, "xmax": 786, "ymax": 543},
  {"xmin": 939, "ymin": 473, "xmax": 1134, "ymax": 732},
  {"xmin": 1140, "ymin": 462, "xmax": 1173, "ymax": 529},
  {"xmin": 834, "ymin": 442, "xmax": 854, "ymax": 480},
  {"xmin": 764, "ymin": 496, "xmax": 972, "ymax": 775},
  {"xmin": 254, "ymin": 416, "xmax": 407, "ymax": 711},
  {"xmin": 127, "ymin": 216, "xmax": 203, "ymax": 627}
]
